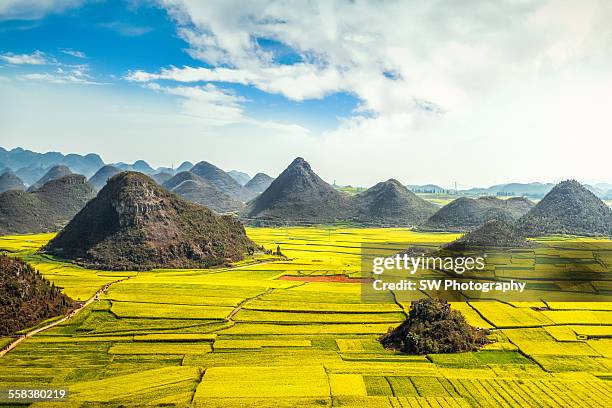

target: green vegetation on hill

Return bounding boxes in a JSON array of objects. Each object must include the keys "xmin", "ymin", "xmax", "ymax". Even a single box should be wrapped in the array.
[
  {"xmin": 0, "ymin": 254, "xmax": 75, "ymax": 336},
  {"xmin": 0, "ymin": 170, "xmax": 26, "ymax": 193},
  {"xmin": 191, "ymin": 161, "xmax": 255, "ymax": 202},
  {"xmin": 423, "ymin": 196, "xmax": 534, "ymax": 231},
  {"xmin": 163, "ymin": 171, "xmax": 244, "ymax": 213},
  {"xmin": 0, "ymin": 174, "xmax": 96, "ymax": 235},
  {"xmin": 27, "ymin": 164, "xmax": 72, "ymax": 192},
  {"xmin": 353, "ymin": 179, "xmax": 437, "ymax": 226},
  {"xmin": 443, "ymin": 219, "xmax": 534, "ymax": 251},
  {"xmin": 380, "ymin": 299, "xmax": 489, "ymax": 354},
  {"xmin": 44, "ymin": 172, "xmax": 254, "ymax": 270},
  {"xmin": 518, "ymin": 180, "xmax": 612, "ymax": 237},
  {"xmin": 245, "ymin": 159, "xmax": 436, "ymax": 226}
]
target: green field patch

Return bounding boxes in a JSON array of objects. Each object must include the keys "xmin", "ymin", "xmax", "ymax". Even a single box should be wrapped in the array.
[
  {"xmin": 0, "ymin": 337, "xmax": 14, "ymax": 349},
  {"xmin": 335, "ymin": 338, "xmax": 385, "ymax": 353},
  {"xmin": 363, "ymin": 376, "xmax": 393, "ymax": 396},
  {"xmin": 67, "ymin": 366, "xmax": 201, "ymax": 403},
  {"xmin": 245, "ymin": 300, "xmax": 400, "ymax": 313},
  {"xmin": 132, "ymin": 333, "xmax": 217, "ymax": 342},
  {"xmin": 504, "ymin": 328, "xmax": 601, "ymax": 357},
  {"xmin": 325, "ymin": 361, "xmax": 438, "ymax": 376},
  {"xmin": 469, "ymin": 301, "xmax": 554, "ymax": 328},
  {"xmin": 109, "ymin": 342, "xmax": 212, "ymax": 355},
  {"xmin": 233, "ymin": 309, "xmax": 404, "ymax": 324},
  {"xmin": 221, "ymin": 323, "xmax": 393, "ymax": 336},
  {"xmin": 428, "ymin": 351, "xmax": 532, "ymax": 368},
  {"xmin": 183, "ymin": 349, "xmax": 343, "ymax": 367},
  {"xmin": 214, "ymin": 339, "xmax": 312, "ymax": 349},
  {"xmin": 532, "ymin": 355, "xmax": 611, "ymax": 372},
  {"xmin": 111, "ymin": 301, "xmax": 233, "ymax": 320}
]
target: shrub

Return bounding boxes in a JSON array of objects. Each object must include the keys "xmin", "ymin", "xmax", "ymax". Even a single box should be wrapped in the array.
[{"xmin": 379, "ymin": 298, "xmax": 489, "ymax": 355}]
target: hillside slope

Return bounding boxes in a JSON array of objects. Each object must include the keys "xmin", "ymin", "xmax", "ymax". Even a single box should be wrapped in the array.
[
  {"xmin": 0, "ymin": 170, "xmax": 26, "ymax": 193},
  {"xmin": 163, "ymin": 171, "xmax": 244, "ymax": 213},
  {"xmin": 191, "ymin": 161, "xmax": 255, "ymax": 202},
  {"xmin": 0, "ymin": 255, "xmax": 76, "ymax": 336},
  {"xmin": 517, "ymin": 180, "xmax": 612, "ymax": 236},
  {"xmin": 44, "ymin": 172, "xmax": 254, "ymax": 270},
  {"xmin": 244, "ymin": 157, "xmax": 352, "ymax": 224},
  {"xmin": 423, "ymin": 196, "xmax": 534, "ymax": 231},
  {"xmin": 27, "ymin": 165, "xmax": 72, "ymax": 192},
  {"xmin": 353, "ymin": 179, "xmax": 437, "ymax": 226},
  {"xmin": 0, "ymin": 175, "xmax": 96, "ymax": 235}
]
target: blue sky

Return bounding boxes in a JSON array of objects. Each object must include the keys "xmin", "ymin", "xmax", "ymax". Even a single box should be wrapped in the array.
[
  {"xmin": 0, "ymin": 0, "xmax": 358, "ymax": 134},
  {"xmin": 0, "ymin": 1, "xmax": 611, "ymax": 187}
]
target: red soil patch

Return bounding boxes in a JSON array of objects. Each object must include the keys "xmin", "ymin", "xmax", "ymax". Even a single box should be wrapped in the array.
[{"xmin": 278, "ymin": 275, "xmax": 372, "ymax": 283}]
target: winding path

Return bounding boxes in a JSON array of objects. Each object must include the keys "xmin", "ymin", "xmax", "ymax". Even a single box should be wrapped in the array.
[{"xmin": 0, "ymin": 279, "xmax": 124, "ymax": 357}]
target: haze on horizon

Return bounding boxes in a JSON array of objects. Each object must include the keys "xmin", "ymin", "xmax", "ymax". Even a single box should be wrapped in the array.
[{"xmin": 0, "ymin": 0, "xmax": 611, "ymax": 189}]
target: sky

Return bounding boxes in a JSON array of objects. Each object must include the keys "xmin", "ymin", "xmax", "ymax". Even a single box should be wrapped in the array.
[{"xmin": 0, "ymin": 0, "xmax": 611, "ymax": 188}]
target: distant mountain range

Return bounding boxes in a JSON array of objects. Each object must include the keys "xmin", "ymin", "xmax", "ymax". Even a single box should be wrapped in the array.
[
  {"xmin": 0, "ymin": 174, "xmax": 96, "ymax": 235},
  {"xmin": 0, "ymin": 147, "xmax": 103, "ymax": 182},
  {"xmin": 458, "ymin": 182, "xmax": 612, "ymax": 199}
]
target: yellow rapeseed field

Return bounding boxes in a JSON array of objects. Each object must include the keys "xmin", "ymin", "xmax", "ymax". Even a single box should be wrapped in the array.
[{"xmin": 0, "ymin": 227, "xmax": 610, "ymax": 407}]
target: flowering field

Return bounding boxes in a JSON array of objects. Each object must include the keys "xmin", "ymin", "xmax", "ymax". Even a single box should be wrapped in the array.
[{"xmin": 0, "ymin": 228, "xmax": 610, "ymax": 407}]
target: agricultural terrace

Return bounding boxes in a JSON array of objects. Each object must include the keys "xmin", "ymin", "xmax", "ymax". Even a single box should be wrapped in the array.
[{"xmin": 0, "ymin": 228, "xmax": 611, "ymax": 407}]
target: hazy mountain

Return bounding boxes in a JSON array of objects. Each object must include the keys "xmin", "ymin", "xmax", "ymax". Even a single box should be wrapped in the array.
[
  {"xmin": 0, "ymin": 170, "xmax": 26, "ymax": 193},
  {"xmin": 114, "ymin": 160, "xmax": 155, "ymax": 174},
  {"xmin": 424, "ymin": 196, "xmax": 534, "ymax": 231},
  {"xmin": 444, "ymin": 219, "xmax": 534, "ymax": 251},
  {"xmin": 163, "ymin": 171, "xmax": 244, "ymax": 213},
  {"xmin": 176, "ymin": 161, "xmax": 194, "ymax": 173},
  {"xmin": 15, "ymin": 165, "xmax": 47, "ymax": 186},
  {"xmin": 245, "ymin": 157, "xmax": 352, "ymax": 224},
  {"xmin": 517, "ymin": 180, "xmax": 612, "ymax": 237},
  {"xmin": 228, "ymin": 170, "xmax": 252, "ymax": 186},
  {"xmin": 462, "ymin": 182, "xmax": 555, "ymax": 198},
  {"xmin": 0, "ymin": 255, "xmax": 75, "ymax": 336},
  {"xmin": 151, "ymin": 172, "xmax": 173, "ymax": 185},
  {"xmin": 353, "ymin": 179, "xmax": 437, "ymax": 226},
  {"xmin": 43, "ymin": 172, "xmax": 254, "ymax": 270},
  {"xmin": 89, "ymin": 165, "xmax": 122, "ymax": 191},
  {"xmin": 191, "ymin": 161, "xmax": 255, "ymax": 202},
  {"xmin": 27, "ymin": 165, "xmax": 72, "ymax": 192},
  {"xmin": 594, "ymin": 183, "xmax": 612, "ymax": 192},
  {"xmin": 0, "ymin": 147, "xmax": 103, "ymax": 178},
  {"xmin": 244, "ymin": 172, "xmax": 274, "ymax": 194},
  {"xmin": 0, "ymin": 174, "xmax": 96, "ymax": 235}
]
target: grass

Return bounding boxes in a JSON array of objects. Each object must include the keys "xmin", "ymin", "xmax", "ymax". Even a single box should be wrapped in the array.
[{"xmin": 0, "ymin": 228, "xmax": 611, "ymax": 407}]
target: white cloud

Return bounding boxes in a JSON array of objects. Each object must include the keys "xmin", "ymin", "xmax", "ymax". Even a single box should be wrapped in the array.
[
  {"xmin": 147, "ymin": 0, "xmax": 612, "ymax": 117},
  {"xmin": 18, "ymin": 65, "xmax": 100, "ymax": 84},
  {"xmin": 97, "ymin": 21, "xmax": 153, "ymax": 37},
  {"xmin": 61, "ymin": 48, "xmax": 86, "ymax": 58},
  {"xmin": 144, "ymin": 81, "xmax": 311, "ymax": 134},
  {"xmin": 0, "ymin": 0, "xmax": 84, "ymax": 20},
  {"xmin": 126, "ymin": 0, "xmax": 612, "ymax": 186},
  {"xmin": 145, "ymin": 82, "xmax": 247, "ymax": 125},
  {"xmin": 0, "ymin": 50, "xmax": 50, "ymax": 65}
]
